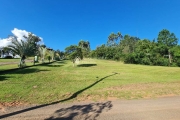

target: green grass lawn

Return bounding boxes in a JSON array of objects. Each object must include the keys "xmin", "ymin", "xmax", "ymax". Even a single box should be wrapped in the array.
[
  {"xmin": 0, "ymin": 58, "xmax": 49, "ymax": 71},
  {"xmin": 0, "ymin": 59, "xmax": 180, "ymax": 105}
]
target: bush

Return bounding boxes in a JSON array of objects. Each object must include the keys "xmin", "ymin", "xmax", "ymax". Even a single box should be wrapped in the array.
[
  {"xmin": 113, "ymin": 53, "xmax": 121, "ymax": 61},
  {"xmin": 141, "ymin": 57, "xmax": 151, "ymax": 65},
  {"xmin": 171, "ymin": 63, "xmax": 177, "ymax": 67},
  {"xmin": 155, "ymin": 58, "xmax": 169, "ymax": 66},
  {"xmin": 176, "ymin": 59, "xmax": 180, "ymax": 67},
  {"xmin": 124, "ymin": 53, "xmax": 136, "ymax": 64}
]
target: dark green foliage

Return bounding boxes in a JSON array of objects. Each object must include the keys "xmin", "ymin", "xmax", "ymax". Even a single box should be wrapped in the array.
[
  {"xmin": 78, "ymin": 40, "xmax": 90, "ymax": 57},
  {"xmin": 124, "ymin": 53, "xmax": 136, "ymax": 64},
  {"xmin": 176, "ymin": 59, "xmax": 180, "ymax": 67},
  {"xmin": 157, "ymin": 29, "xmax": 178, "ymax": 47},
  {"xmin": 65, "ymin": 45, "xmax": 83, "ymax": 61},
  {"xmin": 91, "ymin": 29, "xmax": 180, "ymax": 67}
]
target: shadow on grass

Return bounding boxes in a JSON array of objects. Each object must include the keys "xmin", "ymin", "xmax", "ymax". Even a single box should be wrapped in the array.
[
  {"xmin": 0, "ymin": 73, "xmax": 118, "ymax": 119},
  {"xmin": 77, "ymin": 64, "xmax": 97, "ymax": 67},
  {"xmin": 0, "ymin": 75, "xmax": 11, "ymax": 81},
  {"xmin": 46, "ymin": 101, "xmax": 112, "ymax": 120},
  {"xmin": 0, "ymin": 68, "xmax": 50, "ymax": 81},
  {"xmin": 38, "ymin": 64, "xmax": 64, "ymax": 67},
  {"xmin": 0, "ymin": 60, "xmax": 66, "ymax": 74},
  {"xmin": 0, "ymin": 61, "xmax": 58, "ymax": 74},
  {"xmin": 12, "ymin": 68, "xmax": 50, "ymax": 74},
  {"xmin": 0, "ymin": 68, "xmax": 49, "ymax": 81},
  {"xmin": 55, "ymin": 61, "xmax": 67, "ymax": 64}
]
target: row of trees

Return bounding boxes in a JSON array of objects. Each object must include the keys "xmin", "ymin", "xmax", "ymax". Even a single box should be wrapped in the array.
[
  {"xmin": 0, "ymin": 33, "xmax": 64, "ymax": 67},
  {"xmin": 90, "ymin": 29, "xmax": 180, "ymax": 67}
]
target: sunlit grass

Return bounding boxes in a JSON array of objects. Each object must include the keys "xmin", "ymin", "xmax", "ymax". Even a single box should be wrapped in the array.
[
  {"xmin": 0, "ymin": 59, "xmax": 180, "ymax": 105},
  {"xmin": 0, "ymin": 58, "xmax": 50, "ymax": 71}
]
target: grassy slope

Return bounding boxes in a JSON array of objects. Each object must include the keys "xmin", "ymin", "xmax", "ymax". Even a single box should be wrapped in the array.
[
  {"xmin": 0, "ymin": 58, "xmax": 48, "ymax": 71},
  {"xmin": 0, "ymin": 59, "xmax": 180, "ymax": 104}
]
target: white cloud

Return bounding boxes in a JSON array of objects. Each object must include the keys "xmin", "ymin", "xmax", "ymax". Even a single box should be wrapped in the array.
[
  {"xmin": 11, "ymin": 28, "xmax": 29, "ymax": 41},
  {"xmin": 0, "ymin": 38, "xmax": 12, "ymax": 48},
  {"xmin": 0, "ymin": 28, "xmax": 44, "ymax": 48}
]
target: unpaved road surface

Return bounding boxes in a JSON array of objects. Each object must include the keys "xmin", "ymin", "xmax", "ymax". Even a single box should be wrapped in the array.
[{"xmin": 1, "ymin": 96, "xmax": 180, "ymax": 120}]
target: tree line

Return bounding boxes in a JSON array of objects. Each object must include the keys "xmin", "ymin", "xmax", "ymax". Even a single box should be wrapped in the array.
[{"xmin": 90, "ymin": 29, "xmax": 180, "ymax": 67}]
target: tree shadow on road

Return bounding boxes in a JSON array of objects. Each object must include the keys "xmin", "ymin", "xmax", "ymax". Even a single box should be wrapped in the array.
[
  {"xmin": 46, "ymin": 101, "xmax": 112, "ymax": 120},
  {"xmin": 0, "ymin": 73, "xmax": 118, "ymax": 119}
]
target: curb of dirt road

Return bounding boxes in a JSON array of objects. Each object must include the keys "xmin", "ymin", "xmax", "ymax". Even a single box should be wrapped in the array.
[{"xmin": 0, "ymin": 61, "xmax": 56, "ymax": 74}]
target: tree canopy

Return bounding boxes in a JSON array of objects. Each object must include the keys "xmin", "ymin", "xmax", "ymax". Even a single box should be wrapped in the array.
[{"xmin": 90, "ymin": 29, "xmax": 180, "ymax": 67}]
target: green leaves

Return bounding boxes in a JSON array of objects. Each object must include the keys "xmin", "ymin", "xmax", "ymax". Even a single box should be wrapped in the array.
[
  {"xmin": 107, "ymin": 32, "xmax": 123, "ymax": 46},
  {"xmin": 65, "ymin": 45, "xmax": 83, "ymax": 61},
  {"xmin": 157, "ymin": 29, "xmax": 178, "ymax": 47},
  {"xmin": 92, "ymin": 29, "xmax": 180, "ymax": 67}
]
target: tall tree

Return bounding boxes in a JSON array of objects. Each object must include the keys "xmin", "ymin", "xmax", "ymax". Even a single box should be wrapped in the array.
[
  {"xmin": 107, "ymin": 32, "xmax": 123, "ymax": 46},
  {"xmin": 120, "ymin": 35, "xmax": 139, "ymax": 54},
  {"xmin": 107, "ymin": 32, "xmax": 118, "ymax": 46},
  {"xmin": 78, "ymin": 40, "xmax": 90, "ymax": 57},
  {"xmin": 157, "ymin": 29, "xmax": 178, "ymax": 66},
  {"xmin": 65, "ymin": 45, "xmax": 83, "ymax": 66},
  {"xmin": 157, "ymin": 29, "xmax": 178, "ymax": 47}
]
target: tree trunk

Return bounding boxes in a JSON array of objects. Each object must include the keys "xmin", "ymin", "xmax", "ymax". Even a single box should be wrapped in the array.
[{"xmin": 168, "ymin": 50, "xmax": 171, "ymax": 67}]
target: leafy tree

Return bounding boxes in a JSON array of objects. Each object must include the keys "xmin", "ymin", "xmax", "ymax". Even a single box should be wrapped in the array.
[
  {"xmin": 107, "ymin": 32, "xmax": 123, "ymax": 46},
  {"xmin": 120, "ymin": 35, "xmax": 139, "ymax": 54},
  {"xmin": 157, "ymin": 29, "xmax": 178, "ymax": 47},
  {"xmin": 157, "ymin": 29, "xmax": 178, "ymax": 66},
  {"xmin": 95, "ymin": 44, "xmax": 106, "ymax": 59},
  {"xmin": 65, "ymin": 45, "xmax": 83, "ymax": 65},
  {"xmin": 78, "ymin": 40, "xmax": 90, "ymax": 57}
]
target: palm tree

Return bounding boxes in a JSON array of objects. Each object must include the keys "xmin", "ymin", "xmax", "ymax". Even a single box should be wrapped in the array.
[
  {"xmin": 8, "ymin": 34, "xmax": 40, "ymax": 67},
  {"xmin": 49, "ymin": 50, "xmax": 55, "ymax": 61},
  {"xmin": 38, "ymin": 46, "xmax": 47, "ymax": 63}
]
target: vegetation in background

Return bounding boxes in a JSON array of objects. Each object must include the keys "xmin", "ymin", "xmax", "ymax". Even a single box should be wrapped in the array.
[{"xmin": 91, "ymin": 29, "xmax": 180, "ymax": 67}]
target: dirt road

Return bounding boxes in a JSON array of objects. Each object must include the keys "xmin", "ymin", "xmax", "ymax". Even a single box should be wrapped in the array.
[{"xmin": 1, "ymin": 96, "xmax": 180, "ymax": 120}]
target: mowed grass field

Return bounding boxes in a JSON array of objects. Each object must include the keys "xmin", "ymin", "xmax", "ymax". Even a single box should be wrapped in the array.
[
  {"xmin": 0, "ymin": 59, "xmax": 180, "ymax": 105},
  {"xmin": 0, "ymin": 58, "xmax": 47, "ymax": 71}
]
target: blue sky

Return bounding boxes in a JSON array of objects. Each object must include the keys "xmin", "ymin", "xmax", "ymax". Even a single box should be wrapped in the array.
[{"xmin": 0, "ymin": 0, "xmax": 180, "ymax": 51}]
